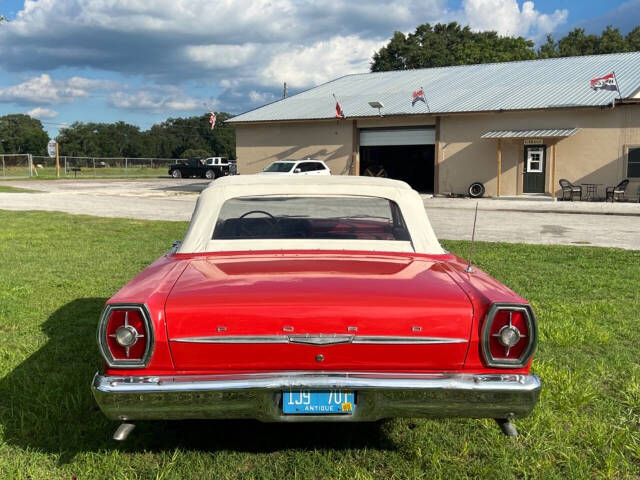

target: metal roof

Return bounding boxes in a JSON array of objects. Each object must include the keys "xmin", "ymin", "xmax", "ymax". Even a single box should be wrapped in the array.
[
  {"xmin": 229, "ymin": 52, "xmax": 640, "ymax": 123},
  {"xmin": 481, "ymin": 128, "xmax": 579, "ymax": 138}
]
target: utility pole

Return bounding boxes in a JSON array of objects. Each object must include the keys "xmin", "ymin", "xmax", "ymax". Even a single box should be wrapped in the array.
[{"xmin": 283, "ymin": 82, "xmax": 287, "ymax": 99}]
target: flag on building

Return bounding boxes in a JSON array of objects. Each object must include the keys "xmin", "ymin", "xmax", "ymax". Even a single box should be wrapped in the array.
[
  {"xmin": 590, "ymin": 73, "xmax": 618, "ymax": 91},
  {"xmin": 412, "ymin": 88, "xmax": 426, "ymax": 106},
  {"xmin": 209, "ymin": 111, "xmax": 217, "ymax": 130},
  {"xmin": 333, "ymin": 93, "xmax": 345, "ymax": 118}
]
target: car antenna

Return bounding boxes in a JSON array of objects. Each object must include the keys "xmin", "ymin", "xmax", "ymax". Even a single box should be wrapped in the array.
[{"xmin": 465, "ymin": 202, "xmax": 479, "ymax": 273}]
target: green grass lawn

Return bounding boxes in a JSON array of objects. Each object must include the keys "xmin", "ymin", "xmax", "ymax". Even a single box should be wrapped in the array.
[
  {"xmin": 0, "ymin": 210, "xmax": 638, "ymax": 479},
  {"xmin": 1, "ymin": 166, "xmax": 170, "ymax": 180},
  {"xmin": 0, "ymin": 186, "xmax": 41, "ymax": 193}
]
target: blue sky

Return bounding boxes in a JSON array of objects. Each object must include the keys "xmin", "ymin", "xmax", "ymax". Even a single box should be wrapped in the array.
[{"xmin": 0, "ymin": 0, "xmax": 637, "ymax": 138}]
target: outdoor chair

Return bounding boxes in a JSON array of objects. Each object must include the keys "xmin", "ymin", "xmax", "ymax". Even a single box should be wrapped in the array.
[
  {"xmin": 605, "ymin": 179, "xmax": 629, "ymax": 202},
  {"xmin": 559, "ymin": 179, "xmax": 582, "ymax": 201}
]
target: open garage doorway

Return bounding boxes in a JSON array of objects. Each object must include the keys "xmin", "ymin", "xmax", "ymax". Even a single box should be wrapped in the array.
[
  {"xmin": 359, "ymin": 127, "xmax": 435, "ymax": 193},
  {"xmin": 360, "ymin": 145, "xmax": 435, "ymax": 193}
]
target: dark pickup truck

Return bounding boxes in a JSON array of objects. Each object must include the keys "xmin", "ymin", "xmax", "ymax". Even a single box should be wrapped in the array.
[{"xmin": 169, "ymin": 157, "xmax": 237, "ymax": 179}]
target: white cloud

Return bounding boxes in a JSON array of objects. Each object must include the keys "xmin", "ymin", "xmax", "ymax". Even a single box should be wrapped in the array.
[
  {"xmin": 0, "ymin": 74, "xmax": 92, "ymax": 104},
  {"xmin": 248, "ymin": 90, "xmax": 276, "ymax": 103},
  {"xmin": 185, "ymin": 44, "xmax": 261, "ymax": 69},
  {"xmin": 0, "ymin": 73, "xmax": 204, "ymax": 114},
  {"xmin": 66, "ymin": 77, "xmax": 116, "ymax": 90},
  {"xmin": 27, "ymin": 107, "xmax": 58, "ymax": 119},
  {"xmin": 108, "ymin": 87, "xmax": 207, "ymax": 113},
  {"xmin": 262, "ymin": 36, "xmax": 386, "ymax": 89},
  {"xmin": 462, "ymin": 0, "xmax": 567, "ymax": 39},
  {"xmin": 0, "ymin": 0, "xmax": 446, "ymax": 79},
  {"xmin": 0, "ymin": 0, "xmax": 570, "ymax": 114}
]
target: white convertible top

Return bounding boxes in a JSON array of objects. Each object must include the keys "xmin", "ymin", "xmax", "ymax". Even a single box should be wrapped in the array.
[{"xmin": 178, "ymin": 175, "xmax": 445, "ymax": 255}]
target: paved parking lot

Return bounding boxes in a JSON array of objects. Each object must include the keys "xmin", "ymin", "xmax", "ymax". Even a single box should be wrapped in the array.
[{"xmin": 1, "ymin": 178, "xmax": 639, "ymax": 250}]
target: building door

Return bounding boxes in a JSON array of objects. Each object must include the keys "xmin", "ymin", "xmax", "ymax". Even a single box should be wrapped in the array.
[
  {"xmin": 523, "ymin": 145, "xmax": 546, "ymax": 193},
  {"xmin": 359, "ymin": 127, "xmax": 435, "ymax": 192}
]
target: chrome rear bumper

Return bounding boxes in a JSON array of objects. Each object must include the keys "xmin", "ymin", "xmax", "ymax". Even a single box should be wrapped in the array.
[{"xmin": 92, "ymin": 372, "xmax": 541, "ymax": 422}]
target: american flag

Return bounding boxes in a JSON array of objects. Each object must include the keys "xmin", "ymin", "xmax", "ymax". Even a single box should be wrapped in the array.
[{"xmin": 209, "ymin": 111, "xmax": 217, "ymax": 130}]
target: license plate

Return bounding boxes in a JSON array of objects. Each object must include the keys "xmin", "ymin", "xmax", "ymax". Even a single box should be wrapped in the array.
[{"xmin": 283, "ymin": 390, "xmax": 355, "ymax": 415}]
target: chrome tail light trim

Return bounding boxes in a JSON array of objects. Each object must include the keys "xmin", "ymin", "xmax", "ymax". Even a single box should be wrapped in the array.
[
  {"xmin": 481, "ymin": 303, "xmax": 538, "ymax": 369},
  {"xmin": 97, "ymin": 303, "xmax": 155, "ymax": 369}
]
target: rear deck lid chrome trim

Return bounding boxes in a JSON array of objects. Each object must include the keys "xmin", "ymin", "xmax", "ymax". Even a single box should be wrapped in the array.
[{"xmin": 170, "ymin": 334, "xmax": 468, "ymax": 345}]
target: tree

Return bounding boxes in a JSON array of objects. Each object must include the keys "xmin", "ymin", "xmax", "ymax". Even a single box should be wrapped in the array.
[
  {"xmin": 0, "ymin": 114, "xmax": 49, "ymax": 155},
  {"xmin": 56, "ymin": 121, "xmax": 146, "ymax": 157},
  {"xmin": 540, "ymin": 26, "xmax": 637, "ymax": 58},
  {"xmin": 537, "ymin": 35, "xmax": 558, "ymax": 59},
  {"xmin": 207, "ymin": 112, "xmax": 236, "ymax": 160},
  {"xmin": 371, "ymin": 22, "xmax": 536, "ymax": 71},
  {"xmin": 146, "ymin": 113, "xmax": 236, "ymax": 159},
  {"xmin": 556, "ymin": 28, "xmax": 599, "ymax": 56},
  {"xmin": 627, "ymin": 26, "xmax": 640, "ymax": 51},
  {"xmin": 180, "ymin": 148, "xmax": 211, "ymax": 159},
  {"xmin": 55, "ymin": 113, "xmax": 236, "ymax": 159},
  {"xmin": 372, "ymin": 23, "xmax": 640, "ymax": 72},
  {"xmin": 599, "ymin": 26, "xmax": 628, "ymax": 53}
]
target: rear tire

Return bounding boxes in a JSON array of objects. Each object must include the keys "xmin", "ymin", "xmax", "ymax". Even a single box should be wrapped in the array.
[
  {"xmin": 171, "ymin": 169, "xmax": 182, "ymax": 179},
  {"xmin": 468, "ymin": 182, "xmax": 485, "ymax": 198},
  {"xmin": 205, "ymin": 169, "xmax": 216, "ymax": 180}
]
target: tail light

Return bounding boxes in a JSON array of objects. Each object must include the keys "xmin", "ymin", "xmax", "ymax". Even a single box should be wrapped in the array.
[
  {"xmin": 98, "ymin": 304, "xmax": 154, "ymax": 368},
  {"xmin": 481, "ymin": 303, "xmax": 537, "ymax": 368}
]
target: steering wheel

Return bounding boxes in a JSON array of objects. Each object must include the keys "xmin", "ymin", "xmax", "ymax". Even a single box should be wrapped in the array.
[{"xmin": 238, "ymin": 210, "xmax": 278, "ymax": 237}]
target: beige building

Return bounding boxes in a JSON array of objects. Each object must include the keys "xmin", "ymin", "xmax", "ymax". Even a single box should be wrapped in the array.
[{"xmin": 229, "ymin": 52, "xmax": 640, "ymax": 200}]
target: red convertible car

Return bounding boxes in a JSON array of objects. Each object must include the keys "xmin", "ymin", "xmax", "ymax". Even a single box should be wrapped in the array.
[{"xmin": 92, "ymin": 175, "xmax": 540, "ymax": 440}]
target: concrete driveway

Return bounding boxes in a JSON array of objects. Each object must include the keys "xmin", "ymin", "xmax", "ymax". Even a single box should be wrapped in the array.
[
  {"xmin": 424, "ymin": 197, "xmax": 640, "ymax": 250},
  {"xmin": 1, "ymin": 178, "xmax": 639, "ymax": 250}
]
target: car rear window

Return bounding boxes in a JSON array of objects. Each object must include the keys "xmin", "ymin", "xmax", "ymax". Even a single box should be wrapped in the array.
[
  {"xmin": 263, "ymin": 162, "xmax": 295, "ymax": 172},
  {"xmin": 212, "ymin": 196, "xmax": 411, "ymax": 241}
]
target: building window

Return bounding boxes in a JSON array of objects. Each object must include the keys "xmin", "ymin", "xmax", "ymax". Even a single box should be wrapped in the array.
[
  {"xmin": 629, "ymin": 147, "xmax": 640, "ymax": 178},
  {"xmin": 527, "ymin": 147, "xmax": 543, "ymax": 173}
]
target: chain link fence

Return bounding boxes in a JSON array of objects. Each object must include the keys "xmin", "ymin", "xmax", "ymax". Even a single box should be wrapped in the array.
[
  {"xmin": 0, "ymin": 154, "xmax": 180, "ymax": 178},
  {"xmin": 0, "ymin": 154, "xmax": 32, "ymax": 178}
]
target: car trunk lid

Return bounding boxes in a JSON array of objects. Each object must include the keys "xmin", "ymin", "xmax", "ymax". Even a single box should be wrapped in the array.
[{"xmin": 165, "ymin": 254, "xmax": 473, "ymax": 371}]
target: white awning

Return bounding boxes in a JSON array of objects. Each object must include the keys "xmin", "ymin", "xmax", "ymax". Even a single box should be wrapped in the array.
[{"xmin": 481, "ymin": 128, "xmax": 579, "ymax": 139}]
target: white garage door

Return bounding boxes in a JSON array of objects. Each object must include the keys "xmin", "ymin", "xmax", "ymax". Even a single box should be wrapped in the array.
[{"xmin": 359, "ymin": 127, "xmax": 435, "ymax": 147}]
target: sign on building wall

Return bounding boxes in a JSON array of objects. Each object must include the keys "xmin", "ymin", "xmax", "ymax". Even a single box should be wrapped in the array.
[{"xmin": 523, "ymin": 139, "xmax": 544, "ymax": 145}]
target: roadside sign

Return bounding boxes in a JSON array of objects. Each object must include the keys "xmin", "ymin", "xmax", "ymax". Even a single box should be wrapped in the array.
[{"xmin": 47, "ymin": 141, "xmax": 57, "ymax": 158}]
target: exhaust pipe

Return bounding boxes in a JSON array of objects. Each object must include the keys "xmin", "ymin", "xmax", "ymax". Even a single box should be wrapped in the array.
[{"xmin": 113, "ymin": 422, "xmax": 135, "ymax": 441}]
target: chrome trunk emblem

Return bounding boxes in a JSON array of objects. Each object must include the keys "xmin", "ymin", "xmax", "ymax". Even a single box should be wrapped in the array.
[{"xmin": 287, "ymin": 334, "xmax": 354, "ymax": 346}]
